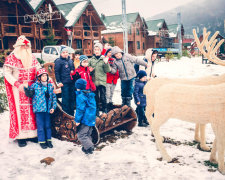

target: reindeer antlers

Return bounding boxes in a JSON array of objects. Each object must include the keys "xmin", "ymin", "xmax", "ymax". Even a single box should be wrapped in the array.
[{"xmin": 193, "ymin": 28, "xmax": 225, "ymax": 66}]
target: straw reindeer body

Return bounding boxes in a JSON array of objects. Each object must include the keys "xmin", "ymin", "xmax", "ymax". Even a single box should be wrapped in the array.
[
  {"xmin": 148, "ymin": 28, "xmax": 225, "ymax": 175},
  {"xmin": 144, "ymin": 74, "xmax": 225, "ymax": 151}
]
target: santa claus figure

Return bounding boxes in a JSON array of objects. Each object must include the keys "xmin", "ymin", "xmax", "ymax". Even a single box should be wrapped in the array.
[{"xmin": 3, "ymin": 35, "xmax": 41, "ymax": 147}]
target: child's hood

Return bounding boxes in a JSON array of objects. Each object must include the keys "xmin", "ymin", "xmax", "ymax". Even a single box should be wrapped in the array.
[{"xmin": 111, "ymin": 46, "xmax": 124, "ymax": 58}]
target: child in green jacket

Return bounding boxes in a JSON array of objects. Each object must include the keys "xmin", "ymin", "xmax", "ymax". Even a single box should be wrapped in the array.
[{"xmin": 88, "ymin": 43, "xmax": 111, "ymax": 115}]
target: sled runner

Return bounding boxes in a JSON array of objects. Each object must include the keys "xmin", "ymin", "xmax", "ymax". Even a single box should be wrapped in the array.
[{"xmin": 44, "ymin": 63, "xmax": 137, "ymax": 144}]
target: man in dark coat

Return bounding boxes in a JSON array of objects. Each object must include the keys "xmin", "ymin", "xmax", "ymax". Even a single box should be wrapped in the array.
[{"xmin": 54, "ymin": 47, "xmax": 75, "ymax": 116}]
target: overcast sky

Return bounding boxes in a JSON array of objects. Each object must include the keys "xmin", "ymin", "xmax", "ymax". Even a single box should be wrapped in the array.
[{"xmin": 91, "ymin": 0, "xmax": 195, "ymax": 18}]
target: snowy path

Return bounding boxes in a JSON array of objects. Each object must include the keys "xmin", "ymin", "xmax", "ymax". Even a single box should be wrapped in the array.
[{"xmin": 0, "ymin": 57, "xmax": 225, "ymax": 180}]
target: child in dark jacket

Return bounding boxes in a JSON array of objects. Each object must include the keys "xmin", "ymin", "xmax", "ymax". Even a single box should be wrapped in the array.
[
  {"xmin": 30, "ymin": 68, "xmax": 57, "ymax": 148},
  {"xmin": 75, "ymin": 79, "xmax": 96, "ymax": 154},
  {"xmin": 54, "ymin": 47, "xmax": 75, "ymax": 116},
  {"xmin": 71, "ymin": 55, "xmax": 96, "ymax": 91},
  {"xmin": 133, "ymin": 70, "xmax": 149, "ymax": 127}
]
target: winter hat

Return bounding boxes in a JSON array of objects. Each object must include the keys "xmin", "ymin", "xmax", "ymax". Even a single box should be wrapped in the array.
[
  {"xmin": 37, "ymin": 68, "xmax": 48, "ymax": 77},
  {"xmin": 137, "ymin": 70, "xmax": 147, "ymax": 79},
  {"xmin": 79, "ymin": 55, "xmax": 88, "ymax": 64},
  {"xmin": 13, "ymin": 35, "xmax": 31, "ymax": 48},
  {"xmin": 94, "ymin": 42, "xmax": 103, "ymax": 52},
  {"xmin": 104, "ymin": 48, "xmax": 112, "ymax": 56},
  {"xmin": 68, "ymin": 47, "xmax": 75, "ymax": 54},
  {"xmin": 60, "ymin": 46, "xmax": 69, "ymax": 54},
  {"xmin": 75, "ymin": 78, "xmax": 87, "ymax": 90}
]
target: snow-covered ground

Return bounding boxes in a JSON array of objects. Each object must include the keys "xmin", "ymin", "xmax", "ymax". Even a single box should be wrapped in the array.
[{"xmin": 1, "ymin": 57, "xmax": 225, "ymax": 180}]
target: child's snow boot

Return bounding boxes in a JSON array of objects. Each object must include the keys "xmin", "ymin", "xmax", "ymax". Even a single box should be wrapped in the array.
[
  {"xmin": 40, "ymin": 142, "xmax": 47, "ymax": 149},
  {"xmin": 47, "ymin": 140, "xmax": 53, "ymax": 148}
]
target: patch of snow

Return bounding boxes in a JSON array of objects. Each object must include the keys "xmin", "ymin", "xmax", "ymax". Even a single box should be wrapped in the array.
[
  {"xmin": 101, "ymin": 28, "xmax": 123, "ymax": 34},
  {"xmin": 65, "ymin": 1, "xmax": 88, "ymax": 27},
  {"xmin": 29, "ymin": 0, "xmax": 42, "ymax": 10},
  {"xmin": 169, "ymin": 32, "xmax": 177, "ymax": 38},
  {"xmin": 148, "ymin": 30, "xmax": 157, "ymax": 36},
  {"xmin": 60, "ymin": 10, "xmax": 65, "ymax": 16},
  {"xmin": 54, "ymin": 0, "xmax": 86, "ymax": 5},
  {"xmin": 157, "ymin": 22, "xmax": 162, "ymax": 27}
]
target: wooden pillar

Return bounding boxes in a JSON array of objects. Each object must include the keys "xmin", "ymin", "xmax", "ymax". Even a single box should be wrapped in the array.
[{"xmin": 1, "ymin": 37, "xmax": 4, "ymax": 50}]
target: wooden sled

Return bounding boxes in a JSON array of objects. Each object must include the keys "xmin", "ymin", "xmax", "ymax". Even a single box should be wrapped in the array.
[{"xmin": 44, "ymin": 63, "xmax": 137, "ymax": 144}]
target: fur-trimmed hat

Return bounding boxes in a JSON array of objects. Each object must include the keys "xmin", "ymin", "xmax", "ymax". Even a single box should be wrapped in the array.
[
  {"xmin": 94, "ymin": 42, "xmax": 103, "ymax": 52},
  {"xmin": 13, "ymin": 35, "xmax": 31, "ymax": 48},
  {"xmin": 75, "ymin": 78, "xmax": 87, "ymax": 90}
]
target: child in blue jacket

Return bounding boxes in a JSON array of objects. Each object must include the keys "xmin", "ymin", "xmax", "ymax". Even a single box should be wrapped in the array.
[
  {"xmin": 133, "ymin": 70, "xmax": 149, "ymax": 127},
  {"xmin": 75, "ymin": 79, "xmax": 96, "ymax": 154},
  {"xmin": 30, "ymin": 68, "xmax": 57, "ymax": 149}
]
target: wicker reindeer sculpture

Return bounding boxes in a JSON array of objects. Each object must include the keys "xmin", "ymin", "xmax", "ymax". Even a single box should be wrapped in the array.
[
  {"xmin": 147, "ymin": 28, "xmax": 225, "ymax": 175},
  {"xmin": 144, "ymin": 45, "xmax": 225, "ymax": 151}
]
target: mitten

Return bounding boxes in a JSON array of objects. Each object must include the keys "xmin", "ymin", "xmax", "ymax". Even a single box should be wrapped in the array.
[{"xmin": 24, "ymin": 86, "xmax": 35, "ymax": 98}]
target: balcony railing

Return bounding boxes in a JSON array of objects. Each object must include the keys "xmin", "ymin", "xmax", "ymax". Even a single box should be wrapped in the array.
[
  {"xmin": 1, "ymin": 23, "xmax": 62, "ymax": 40},
  {"xmin": 72, "ymin": 28, "xmax": 101, "ymax": 40}
]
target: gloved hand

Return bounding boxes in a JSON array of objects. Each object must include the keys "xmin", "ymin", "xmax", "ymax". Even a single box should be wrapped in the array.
[
  {"xmin": 72, "ymin": 72, "xmax": 81, "ymax": 82},
  {"xmin": 24, "ymin": 86, "xmax": 35, "ymax": 98}
]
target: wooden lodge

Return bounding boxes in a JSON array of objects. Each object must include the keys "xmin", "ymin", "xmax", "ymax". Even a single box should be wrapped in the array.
[
  {"xmin": 101, "ymin": 12, "xmax": 148, "ymax": 55},
  {"xmin": 145, "ymin": 19, "xmax": 172, "ymax": 49},
  {"xmin": 0, "ymin": 0, "xmax": 105, "ymax": 56},
  {"xmin": 56, "ymin": 0, "xmax": 106, "ymax": 56},
  {"xmin": 0, "ymin": 0, "xmax": 67, "ymax": 52},
  {"xmin": 167, "ymin": 24, "xmax": 184, "ymax": 44}
]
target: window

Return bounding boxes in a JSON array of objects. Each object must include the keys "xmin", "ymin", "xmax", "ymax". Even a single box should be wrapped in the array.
[
  {"xmin": 136, "ymin": 29, "xmax": 140, "ymax": 35},
  {"xmin": 143, "ymin": 42, "xmax": 145, "ymax": 50},
  {"xmin": 44, "ymin": 47, "xmax": 51, "ymax": 54},
  {"xmin": 128, "ymin": 28, "xmax": 132, "ymax": 35},
  {"xmin": 137, "ymin": 41, "xmax": 140, "ymax": 49},
  {"xmin": 51, "ymin": 48, "xmax": 58, "ymax": 55}
]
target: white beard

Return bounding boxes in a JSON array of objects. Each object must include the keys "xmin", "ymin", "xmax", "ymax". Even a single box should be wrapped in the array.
[{"xmin": 13, "ymin": 46, "xmax": 32, "ymax": 68}]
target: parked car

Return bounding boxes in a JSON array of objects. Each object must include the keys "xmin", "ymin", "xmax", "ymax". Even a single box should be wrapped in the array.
[{"xmin": 33, "ymin": 45, "xmax": 73, "ymax": 63}]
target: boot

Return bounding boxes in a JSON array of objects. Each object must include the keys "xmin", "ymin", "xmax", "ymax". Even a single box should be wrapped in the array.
[
  {"xmin": 122, "ymin": 97, "xmax": 126, "ymax": 106},
  {"xmin": 40, "ymin": 142, "xmax": 47, "ymax": 149},
  {"xmin": 126, "ymin": 97, "xmax": 132, "ymax": 107},
  {"xmin": 138, "ymin": 120, "xmax": 148, "ymax": 127},
  {"xmin": 136, "ymin": 107, "xmax": 148, "ymax": 127},
  {"xmin": 82, "ymin": 147, "xmax": 94, "ymax": 154},
  {"xmin": 143, "ymin": 116, "xmax": 149, "ymax": 126},
  {"xmin": 47, "ymin": 141, "xmax": 53, "ymax": 148},
  {"xmin": 122, "ymin": 97, "xmax": 132, "ymax": 107},
  {"xmin": 17, "ymin": 139, "xmax": 27, "ymax": 147}
]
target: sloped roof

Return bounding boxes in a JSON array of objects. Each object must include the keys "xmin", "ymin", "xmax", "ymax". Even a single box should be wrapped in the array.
[
  {"xmin": 168, "ymin": 24, "xmax": 179, "ymax": 38},
  {"xmin": 56, "ymin": 0, "xmax": 105, "ymax": 28},
  {"xmin": 101, "ymin": 12, "xmax": 140, "ymax": 34},
  {"xmin": 146, "ymin": 19, "xmax": 165, "ymax": 36},
  {"xmin": 24, "ymin": 0, "xmax": 45, "ymax": 13}
]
